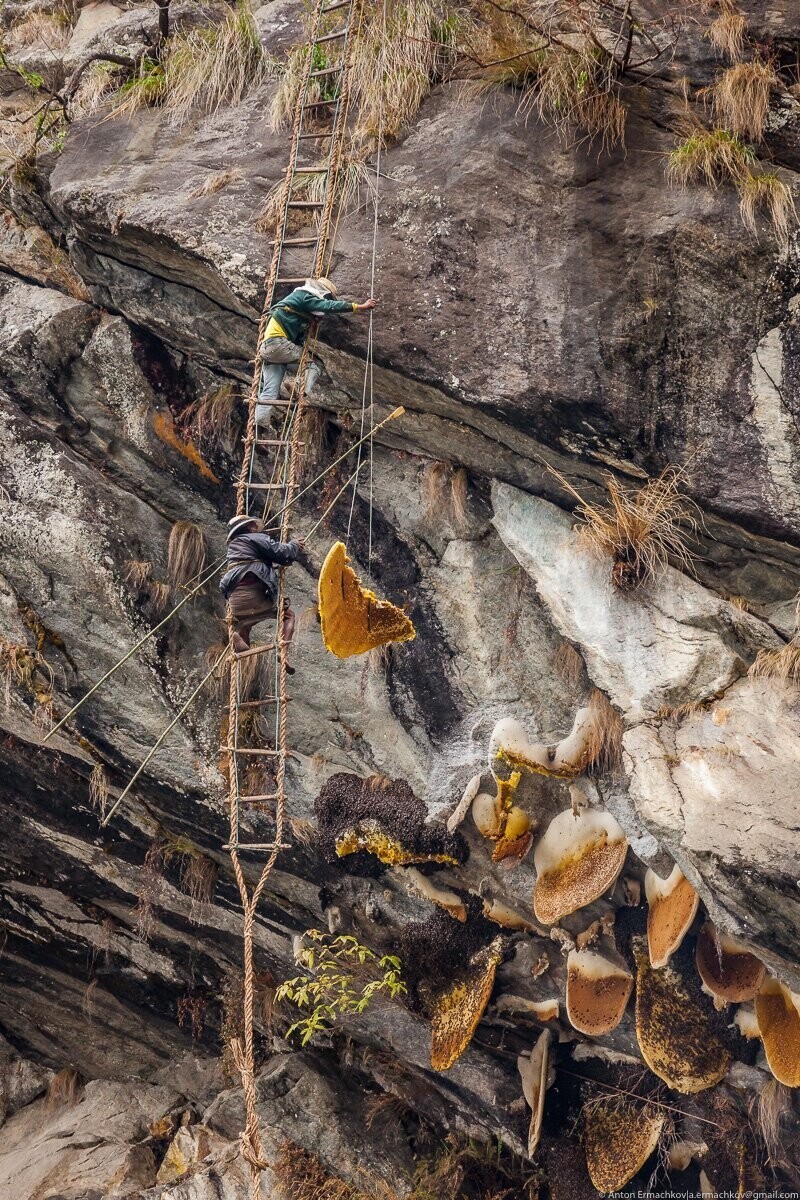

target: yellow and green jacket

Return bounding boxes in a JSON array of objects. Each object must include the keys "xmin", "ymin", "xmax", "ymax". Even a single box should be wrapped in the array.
[{"xmin": 265, "ymin": 286, "xmax": 357, "ymax": 346}]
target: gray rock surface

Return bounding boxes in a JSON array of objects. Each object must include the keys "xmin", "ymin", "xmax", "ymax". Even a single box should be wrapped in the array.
[{"xmin": 1, "ymin": 0, "xmax": 800, "ymax": 1195}]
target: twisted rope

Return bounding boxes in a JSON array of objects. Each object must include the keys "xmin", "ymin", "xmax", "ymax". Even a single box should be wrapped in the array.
[{"xmin": 225, "ymin": 3, "xmax": 365, "ymax": 1196}]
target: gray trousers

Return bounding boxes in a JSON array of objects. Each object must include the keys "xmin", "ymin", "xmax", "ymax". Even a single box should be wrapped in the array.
[{"xmin": 256, "ymin": 337, "xmax": 322, "ymax": 427}]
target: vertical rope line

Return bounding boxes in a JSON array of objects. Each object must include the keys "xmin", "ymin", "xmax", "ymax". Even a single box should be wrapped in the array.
[
  {"xmin": 226, "ymin": 2, "xmax": 365, "ymax": 1194},
  {"xmin": 366, "ymin": 0, "xmax": 387, "ymax": 569},
  {"xmin": 235, "ymin": 0, "xmax": 326, "ymax": 517},
  {"xmin": 345, "ymin": 0, "xmax": 384, "ymax": 552}
]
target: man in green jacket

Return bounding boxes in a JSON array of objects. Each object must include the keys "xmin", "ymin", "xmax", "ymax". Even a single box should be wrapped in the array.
[{"xmin": 256, "ymin": 277, "xmax": 376, "ymax": 429}]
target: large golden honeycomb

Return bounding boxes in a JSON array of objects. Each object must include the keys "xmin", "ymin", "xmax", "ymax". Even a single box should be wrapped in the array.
[
  {"xmin": 318, "ymin": 541, "xmax": 416, "ymax": 659},
  {"xmin": 429, "ymin": 939, "xmax": 503, "ymax": 1071}
]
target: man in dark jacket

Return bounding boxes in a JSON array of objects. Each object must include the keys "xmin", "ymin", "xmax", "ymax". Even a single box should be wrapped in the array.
[
  {"xmin": 256, "ymin": 277, "xmax": 377, "ymax": 429},
  {"xmin": 220, "ymin": 515, "xmax": 303, "ymax": 664}
]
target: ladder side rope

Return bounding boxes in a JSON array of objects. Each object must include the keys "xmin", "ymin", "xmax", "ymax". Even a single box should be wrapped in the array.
[{"xmin": 225, "ymin": 1, "xmax": 366, "ymax": 1194}]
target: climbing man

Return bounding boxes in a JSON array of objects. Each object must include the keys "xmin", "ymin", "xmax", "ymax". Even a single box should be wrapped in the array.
[
  {"xmin": 255, "ymin": 277, "xmax": 377, "ymax": 431},
  {"xmin": 220, "ymin": 515, "xmax": 303, "ymax": 669}
]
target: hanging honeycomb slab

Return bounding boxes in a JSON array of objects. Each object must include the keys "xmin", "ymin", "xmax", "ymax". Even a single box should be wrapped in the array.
[
  {"xmin": 634, "ymin": 943, "xmax": 730, "ymax": 1093},
  {"xmin": 584, "ymin": 1101, "xmax": 665, "ymax": 1193},
  {"xmin": 318, "ymin": 540, "xmax": 416, "ymax": 658},
  {"xmin": 335, "ymin": 819, "xmax": 461, "ymax": 867},
  {"xmin": 429, "ymin": 939, "xmax": 503, "ymax": 1071}
]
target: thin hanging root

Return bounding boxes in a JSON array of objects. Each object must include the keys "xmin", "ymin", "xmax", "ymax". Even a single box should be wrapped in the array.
[
  {"xmin": 263, "ymin": 406, "xmax": 405, "ymax": 535},
  {"xmin": 43, "ymin": 556, "xmax": 226, "ymax": 744},
  {"xmin": 226, "ymin": 0, "xmax": 388, "ymax": 1192},
  {"xmin": 101, "ymin": 646, "xmax": 228, "ymax": 826}
]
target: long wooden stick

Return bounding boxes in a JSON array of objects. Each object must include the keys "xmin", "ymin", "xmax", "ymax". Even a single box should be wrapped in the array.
[
  {"xmin": 44, "ymin": 408, "xmax": 405, "ymax": 746},
  {"xmin": 43, "ymin": 558, "xmax": 225, "ymax": 743},
  {"xmin": 101, "ymin": 646, "xmax": 229, "ymax": 826},
  {"xmin": 262, "ymin": 405, "xmax": 404, "ymax": 533}
]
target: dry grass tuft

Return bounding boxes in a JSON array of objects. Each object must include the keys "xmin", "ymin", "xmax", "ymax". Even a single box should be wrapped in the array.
[
  {"xmin": 109, "ymin": 4, "xmax": 270, "ymax": 124},
  {"xmin": 135, "ymin": 840, "xmax": 168, "ymax": 942},
  {"xmin": 255, "ymin": 154, "xmax": 373, "ymax": 236},
  {"xmin": 208, "ymin": 641, "xmax": 269, "ymax": 702},
  {"xmin": 450, "ymin": 467, "xmax": 468, "ymax": 532},
  {"xmin": 710, "ymin": 60, "xmax": 776, "ymax": 142},
  {"xmin": 457, "ymin": 4, "xmax": 543, "ymax": 95},
  {"xmin": 366, "ymin": 773, "xmax": 394, "ymax": 792},
  {"xmin": 296, "ymin": 407, "xmax": 329, "ymax": 483},
  {"xmin": 655, "ymin": 698, "xmax": 710, "ymax": 723},
  {"xmin": 146, "ymin": 579, "xmax": 172, "ymax": 616},
  {"xmin": 738, "ymin": 171, "xmax": 796, "ymax": 247},
  {"xmin": 584, "ymin": 688, "xmax": 624, "ymax": 775},
  {"xmin": 190, "ymin": 168, "xmax": 244, "ymax": 198},
  {"xmin": 522, "ymin": 42, "xmax": 626, "ymax": 150},
  {"xmin": 46, "ymin": 1067, "xmax": 81, "ymax": 1111},
  {"xmin": 180, "ymin": 382, "xmax": 240, "ymax": 450},
  {"xmin": 89, "ymin": 764, "xmax": 109, "ymax": 819},
  {"xmin": 552, "ymin": 465, "xmax": 699, "ymax": 590},
  {"xmin": 162, "ymin": 3, "xmax": 270, "ymax": 125},
  {"xmin": 667, "ymin": 126, "xmax": 756, "ymax": 189},
  {"xmin": 273, "ymin": 1140, "xmax": 371, "ymax": 1200},
  {"xmin": 0, "ymin": 639, "xmax": 37, "ymax": 706},
  {"xmin": 553, "ymin": 641, "xmax": 584, "ymax": 689},
  {"xmin": 109, "ymin": 56, "xmax": 168, "ymax": 118},
  {"xmin": 181, "ymin": 853, "xmax": 218, "ymax": 909},
  {"xmin": 70, "ymin": 60, "xmax": 121, "ymax": 118},
  {"xmin": 82, "ymin": 978, "xmax": 98, "ymax": 1018},
  {"xmin": 124, "ymin": 559, "xmax": 153, "ymax": 591},
  {"xmin": 750, "ymin": 1078, "xmax": 793, "ymax": 1168},
  {"xmin": 271, "ymin": 0, "xmax": 457, "ymax": 152},
  {"xmin": 123, "ymin": 560, "xmax": 172, "ymax": 616},
  {"xmin": 707, "ymin": 2, "xmax": 747, "ymax": 62},
  {"xmin": 289, "ymin": 817, "xmax": 316, "ymax": 846},
  {"xmin": 102, "ymin": 4, "xmax": 269, "ymax": 122},
  {"xmin": 167, "ymin": 520, "xmax": 207, "ymax": 590},
  {"xmin": 748, "ymin": 638, "xmax": 800, "ymax": 686},
  {"xmin": 349, "ymin": 0, "xmax": 458, "ymax": 148},
  {"xmin": 11, "ymin": 10, "xmax": 72, "ymax": 50},
  {"xmin": 420, "ymin": 460, "xmax": 470, "ymax": 533}
]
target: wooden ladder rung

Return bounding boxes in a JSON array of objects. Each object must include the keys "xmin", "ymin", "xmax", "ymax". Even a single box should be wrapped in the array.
[
  {"xmin": 247, "ymin": 482, "xmax": 286, "ymax": 491},
  {"xmin": 274, "ymin": 236, "xmax": 318, "ymax": 246},
  {"xmin": 224, "ymin": 842, "xmax": 292, "ymax": 852},
  {"xmin": 249, "ymin": 398, "xmax": 293, "ymax": 407},
  {"xmin": 298, "ymin": 131, "xmax": 333, "ymax": 140},
  {"xmin": 254, "ymin": 438, "xmax": 292, "ymax": 446},
  {"xmin": 286, "ymin": 199, "xmax": 325, "ymax": 207},
  {"xmin": 309, "ymin": 66, "xmax": 341, "ymax": 78},
  {"xmin": 238, "ymin": 793, "xmax": 280, "ymax": 803},
  {"xmin": 315, "ymin": 28, "xmax": 347, "ymax": 42},
  {"xmin": 223, "ymin": 746, "xmax": 282, "ymax": 756},
  {"xmin": 238, "ymin": 697, "xmax": 292, "ymax": 707},
  {"xmin": 322, "ymin": 0, "xmax": 350, "ymax": 12},
  {"xmin": 294, "ymin": 166, "xmax": 328, "ymax": 174},
  {"xmin": 276, "ymin": 276, "xmax": 310, "ymax": 285},
  {"xmin": 302, "ymin": 99, "xmax": 337, "ymax": 111},
  {"xmin": 233, "ymin": 643, "xmax": 276, "ymax": 660}
]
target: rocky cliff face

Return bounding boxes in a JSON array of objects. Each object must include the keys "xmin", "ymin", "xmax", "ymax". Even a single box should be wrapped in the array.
[{"xmin": 2, "ymin": 1, "xmax": 800, "ymax": 1197}]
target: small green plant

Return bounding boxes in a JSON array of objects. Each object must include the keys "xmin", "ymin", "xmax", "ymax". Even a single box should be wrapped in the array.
[
  {"xmin": 276, "ymin": 931, "xmax": 406, "ymax": 1045},
  {"xmin": 668, "ymin": 126, "xmax": 795, "ymax": 245},
  {"xmin": 667, "ymin": 127, "xmax": 755, "ymax": 189}
]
